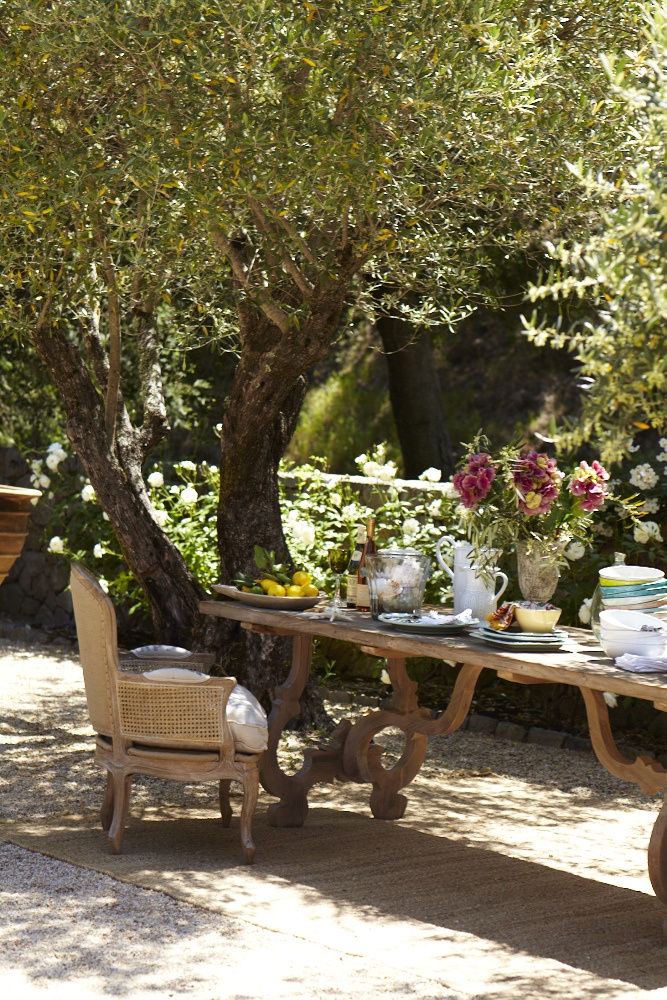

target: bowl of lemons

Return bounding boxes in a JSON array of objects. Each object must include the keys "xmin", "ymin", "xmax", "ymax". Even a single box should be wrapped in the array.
[{"xmin": 212, "ymin": 547, "xmax": 325, "ymax": 610}]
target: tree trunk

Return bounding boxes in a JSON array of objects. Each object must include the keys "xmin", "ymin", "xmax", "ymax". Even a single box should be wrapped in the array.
[
  {"xmin": 32, "ymin": 324, "xmax": 205, "ymax": 646},
  {"xmin": 377, "ymin": 315, "xmax": 454, "ymax": 479}
]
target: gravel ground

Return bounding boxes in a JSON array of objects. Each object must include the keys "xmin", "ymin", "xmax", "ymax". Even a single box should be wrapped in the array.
[{"xmin": 0, "ymin": 635, "xmax": 661, "ymax": 998}]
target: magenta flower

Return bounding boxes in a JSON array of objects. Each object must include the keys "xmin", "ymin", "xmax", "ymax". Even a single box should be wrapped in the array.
[
  {"xmin": 512, "ymin": 451, "xmax": 563, "ymax": 517},
  {"xmin": 453, "ymin": 452, "xmax": 497, "ymax": 508},
  {"xmin": 569, "ymin": 460, "xmax": 610, "ymax": 512}
]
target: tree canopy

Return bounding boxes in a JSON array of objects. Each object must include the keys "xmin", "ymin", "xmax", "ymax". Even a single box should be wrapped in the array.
[{"xmin": 524, "ymin": 4, "xmax": 667, "ymax": 462}]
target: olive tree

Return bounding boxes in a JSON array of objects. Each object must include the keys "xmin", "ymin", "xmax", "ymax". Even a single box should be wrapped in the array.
[
  {"xmin": 524, "ymin": 4, "xmax": 667, "ymax": 462},
  {"xmin": 0, "ymin": 0, "xmax": 643, "ymax": 694}
]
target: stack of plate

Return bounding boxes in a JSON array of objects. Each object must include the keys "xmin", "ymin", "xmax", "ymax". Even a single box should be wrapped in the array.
[
  {"xmin": 599, "ymin": 566, "xmax": 667, "ymax": 622},
  {"xmin": 471, "ymin": 624, "xmax": 567, "ymax": 652}
]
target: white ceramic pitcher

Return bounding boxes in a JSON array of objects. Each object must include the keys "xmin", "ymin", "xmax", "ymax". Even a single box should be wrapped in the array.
[
  {"xmin": 436, "ymin": 537, "xmax": 507, "ymax": 616},
  {"xmin": 457, "ymin": 564, "xmax": 509, "ymax": 620}
]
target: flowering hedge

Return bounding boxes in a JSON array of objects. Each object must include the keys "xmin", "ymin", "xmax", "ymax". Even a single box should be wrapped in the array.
[{"xmin": 27, "ymin": 437, "xmax": 667, "ymax": 630}]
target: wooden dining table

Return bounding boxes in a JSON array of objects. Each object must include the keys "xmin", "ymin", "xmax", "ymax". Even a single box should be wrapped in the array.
[{"xmin": 200, "ymin": 597, "xmax": 667, "ymax": 924}]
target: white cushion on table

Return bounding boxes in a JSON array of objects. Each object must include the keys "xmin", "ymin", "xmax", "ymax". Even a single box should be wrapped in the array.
[{"xmin": 142, "ymin": 670, "xmax": 268, "ymax": 753}]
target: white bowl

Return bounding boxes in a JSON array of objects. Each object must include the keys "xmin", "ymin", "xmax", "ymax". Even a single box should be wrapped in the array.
[
  {"xmin": 600, "ymin": 632, "xmax": 666, "ymax": 659},
  {"xmin": 599, "ymin": 565, "xmax": 665, "ymax": 585},
  {"xmin": 599, "ymin": 609, "xmax": 667, "ymax": 633}
]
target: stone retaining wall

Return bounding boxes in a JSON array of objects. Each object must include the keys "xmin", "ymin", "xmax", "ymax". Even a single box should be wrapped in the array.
[{"xmin": 0, "ymin": 447, "xmax": 75, "ymax": 631}]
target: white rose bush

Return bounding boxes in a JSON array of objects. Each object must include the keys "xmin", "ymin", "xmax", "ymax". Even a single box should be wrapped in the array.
[{"xmin": 23, "ymin": 433, "xmax": 667, "ymax": 625}]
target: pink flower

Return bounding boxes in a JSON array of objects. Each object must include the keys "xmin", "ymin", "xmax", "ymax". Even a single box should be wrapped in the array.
[
  {"xmin": 512, "ymin": 451, "xmax": 563, "ymax": 517},
  {"xmin": 569, "ymin": 460, "xmax": 610, "ymax": 512},
  {"xmin": 453, "ymin": 452, "xmax": 497, "ymax": 508}
]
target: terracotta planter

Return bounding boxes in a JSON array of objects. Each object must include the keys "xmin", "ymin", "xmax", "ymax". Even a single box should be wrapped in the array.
[{"xmin": 0, "ymin": 485, "xmax": 42, "ymax": 587}]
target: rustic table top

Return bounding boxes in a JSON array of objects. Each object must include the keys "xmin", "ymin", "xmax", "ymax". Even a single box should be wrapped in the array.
[{"xmin": 199, "ymin": 599, "xmax": 667, "ymax": 704}]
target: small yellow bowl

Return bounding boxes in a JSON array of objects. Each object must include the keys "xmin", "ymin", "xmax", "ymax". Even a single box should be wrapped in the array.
[{"xmin": 514, "ymin": 606, "xmax": 562, "ymax": 633}]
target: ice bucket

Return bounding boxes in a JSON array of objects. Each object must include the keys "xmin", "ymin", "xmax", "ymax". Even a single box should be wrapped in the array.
[{"xmin": 367, "ymin": 549, "xmax": 432, "ymax": 619}]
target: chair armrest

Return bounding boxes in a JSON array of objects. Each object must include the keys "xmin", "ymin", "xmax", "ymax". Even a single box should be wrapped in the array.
[{"xmin": 118, "ymin": 657, "xmax": 213, "ymax": 674}]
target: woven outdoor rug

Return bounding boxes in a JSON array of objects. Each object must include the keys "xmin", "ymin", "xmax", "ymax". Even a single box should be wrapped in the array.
[{"xmin": 3, "ymin": 777, "xmax": 667, "ymax": 1000}]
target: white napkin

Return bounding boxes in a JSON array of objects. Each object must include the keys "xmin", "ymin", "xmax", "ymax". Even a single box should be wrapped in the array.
[{"xmin": 615, "ymin": 653, "xmax": 667, "ymax": 673}]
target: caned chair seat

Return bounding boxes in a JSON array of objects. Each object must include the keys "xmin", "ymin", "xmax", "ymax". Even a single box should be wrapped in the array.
[{"xmin": 71, "ymin": 564, "xmax": 265, "ymax": 863}]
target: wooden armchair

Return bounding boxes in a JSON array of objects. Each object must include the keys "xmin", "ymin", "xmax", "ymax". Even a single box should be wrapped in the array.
[{"xmin": 70, "ymin": 563, "xmax": 264, "ymax": 863}]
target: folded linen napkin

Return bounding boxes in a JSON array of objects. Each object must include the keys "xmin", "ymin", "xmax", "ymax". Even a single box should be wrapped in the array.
[{"xmin": 615, "ymin": 654, "xmax": 667, "ymax": 673}]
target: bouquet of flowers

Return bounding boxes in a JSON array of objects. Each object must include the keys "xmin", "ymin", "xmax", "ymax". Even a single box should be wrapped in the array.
[{"xmin": 452, "ymin": 435, "xmax": 638, "ymax": 569}]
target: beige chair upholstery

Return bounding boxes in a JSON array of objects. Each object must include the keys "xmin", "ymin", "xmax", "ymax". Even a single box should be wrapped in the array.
[{"xmin": 70, "ymin": 563, "xmax": 262, "ymax": 863}]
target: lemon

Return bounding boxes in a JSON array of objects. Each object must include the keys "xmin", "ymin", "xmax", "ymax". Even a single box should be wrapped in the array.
[
  {"xmin": 267, "ymin": 584, "xmax": 286, "ymax": 597},
  {"xmin": 286, "ymin": 584, "xmax": 303, "ymax": 597},
  {"xmin": 292, "ymin": 570, "xmax": 310, "ymax": 587},
  {"xmin": 241, "ymin": 586, "xmax": 251, "ymax": 593},
  {"xmin": 302, "ymin": 584, "xmax": 319, "ymax": 597},
  {"xmin": 260, "ymin": 579, "xmax": 274, "ymax": 592}
]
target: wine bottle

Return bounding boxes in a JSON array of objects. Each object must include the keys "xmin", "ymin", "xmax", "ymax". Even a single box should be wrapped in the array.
[
  {"xmin": 355, "ymin": 518, "xmax": 377, "ymax": 612},
  {"xmin": 346, "ymin": 527, "xmax": 365, "ymax": 608}
]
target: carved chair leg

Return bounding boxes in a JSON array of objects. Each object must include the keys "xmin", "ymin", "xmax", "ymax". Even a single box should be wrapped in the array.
[
  {"xmin": 219, "ymin": 779, "xmax": 233, "ymax": 828},
  {"xmin": 240, "ymin": 768, "xmax": 260, "ymax": 865},
  {"xmin": 108, "ymin": 771, "xmax": 133, "ymax": 855},
  {"xmin": 100, "ymin": 770, "xmax": 114, "ymax": 831}
]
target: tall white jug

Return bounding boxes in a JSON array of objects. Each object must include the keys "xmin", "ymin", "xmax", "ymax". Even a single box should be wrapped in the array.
[{"xmin": 436, "ymin": 536, "xmax": 507, "ymax": 615}]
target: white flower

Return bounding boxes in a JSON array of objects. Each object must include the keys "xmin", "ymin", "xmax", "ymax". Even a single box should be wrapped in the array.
[
  {"xmin": 402, "ymin": 517, "xmax": 420, "ymax": 538},
  {"xmin": 291, "ymin": 520, "xmax": 316, "ymax": 546},
  {"xmin": 30, "ymin": 459, "xmax": 43, "ymax": 472},
  {"xmin": 418, "ymin": 467, "xmax": 442, "ymax": 483},
  {"xmin": 179, "ymin": 486, "xmax": 199, "ymax": 505},
  {"xmin": 98, "ymin": 578, "xmax": 109, "ymax": 593},
  {"xmin": 603, "ymin": 692, "xmax": 618, "ymax": 708},
  {"xmin": 38, "ymin": 474, "xmax": 51, "ymax": 489},
  {"xmin": 102, "ymin": 512, "xmax": 110, "ymax": 521},
  {"xmin": 45, "ymin": 453, "xmax": 61, "ymax": 471},
  {"xmin": 81, "ymin": 484, "xmax": 96, "ymax": 502},
  {"xmin": 376, "ymin": 462, "xmax": 398, "ymax": 482},
  {"xmin": 380, "ymin": 669, "xmax": 391, "ymax": 686},
  {"xmin": 48, "ymin": 536, "xmax": 64, "ymax": 554},
  {"xmin": 639, "ymin": 498, "xmax": 661, "ymax": 514},
  {"xmin": 442, "ymin": 481, "xmax": 458, "ymax": 499},
  {"xmin": 153, "ymin": 509, "xmax": 169, "ymax": 528},
  {"xmin": 634, "ymin": 520, "xmax": 663, "ymax": 544},
  {"xmin": 629, "ymin": 463, "xmax": 659, "ymax": 490},
  {"xmin": 362, "ymin": 460, "xmax": 382, "ymax": 478},
  {"xmin": 147, "ymin": 471, "xmax": 164, "ymax": 489},
  {"xmin": 93, "ymin": 544, "xmax": 104, "ymax": 559},
  {"xmin": 428, "ymin": 498, "xmax": 442, "ymax": 517},
  {"xmin": 214, "ymin": 423, "xmax": 222, "ymax": 434},
  {"xmin": 627, "ymin": 443, "xmax": 640, "ymax": 453},
  {"xmin": 341, "ymin": 503, "xmax": 358, "ymax": 520},
  {"xmin": 578, "ymin": 598, "xmax": 592, "ymax": 625},
  {"xmin": 657, "ymin": 452, "xmax": 667, "ymax": 463},
  {"xmin": 329, "ymin": 492, "xmax": 342, "ymax": 506},
  {"xmin": 209, "ymin": 465, "xmax": 218, "ymax": 473},
  {"xmin": 660, "ymin": 438, "xmax": 667, "ymax": 449},
  {"xmin": 169, "ymin": 485, "xmax": 180, "ymax": 495},
  {"xmin": 179, "ymin": 460, "xmax": 197, "ymax": 471},
  {"xmin": 565, "ymin": 540, "xmax": 586, "ymax": 561},
  {"xmin": 30, "ymin": 497, "xmax": 39, "ymax": 506}
]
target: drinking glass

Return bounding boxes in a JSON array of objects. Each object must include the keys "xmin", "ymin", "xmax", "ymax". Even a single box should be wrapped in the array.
[{"xmin": 328, "ymin": 546, "xmax": 351, "ymax": 611}]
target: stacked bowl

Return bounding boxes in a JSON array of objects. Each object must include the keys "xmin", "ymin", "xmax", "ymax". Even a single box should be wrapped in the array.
[
  {"xmin": 599, "ymin": 565, "xmax": 667, "ymax": 623},
  {"xmin": 599, "ymin": 608, "xmax": 667, "ymax": 659}
]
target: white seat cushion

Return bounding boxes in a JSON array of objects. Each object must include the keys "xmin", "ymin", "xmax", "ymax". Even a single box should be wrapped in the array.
[{"xmin": 142, "ymin": 670, "xmax": 268, "ymax": 754}]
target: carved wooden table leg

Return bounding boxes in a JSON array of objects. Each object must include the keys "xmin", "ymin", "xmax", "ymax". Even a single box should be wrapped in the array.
[
  {"xmin": 581, "ymin": 688, "xmax": 667, "ymax": 794},
  {"xmin": 582, "ymin": 687, "xmax": 667, "ymax": 932},
  {"xmin": 343, "ymin": 660, "xmax": 484, "ymax": 820},
  {"xmin": 260, "ymin": 633, "xmax": 347, "ymax": 827}
]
